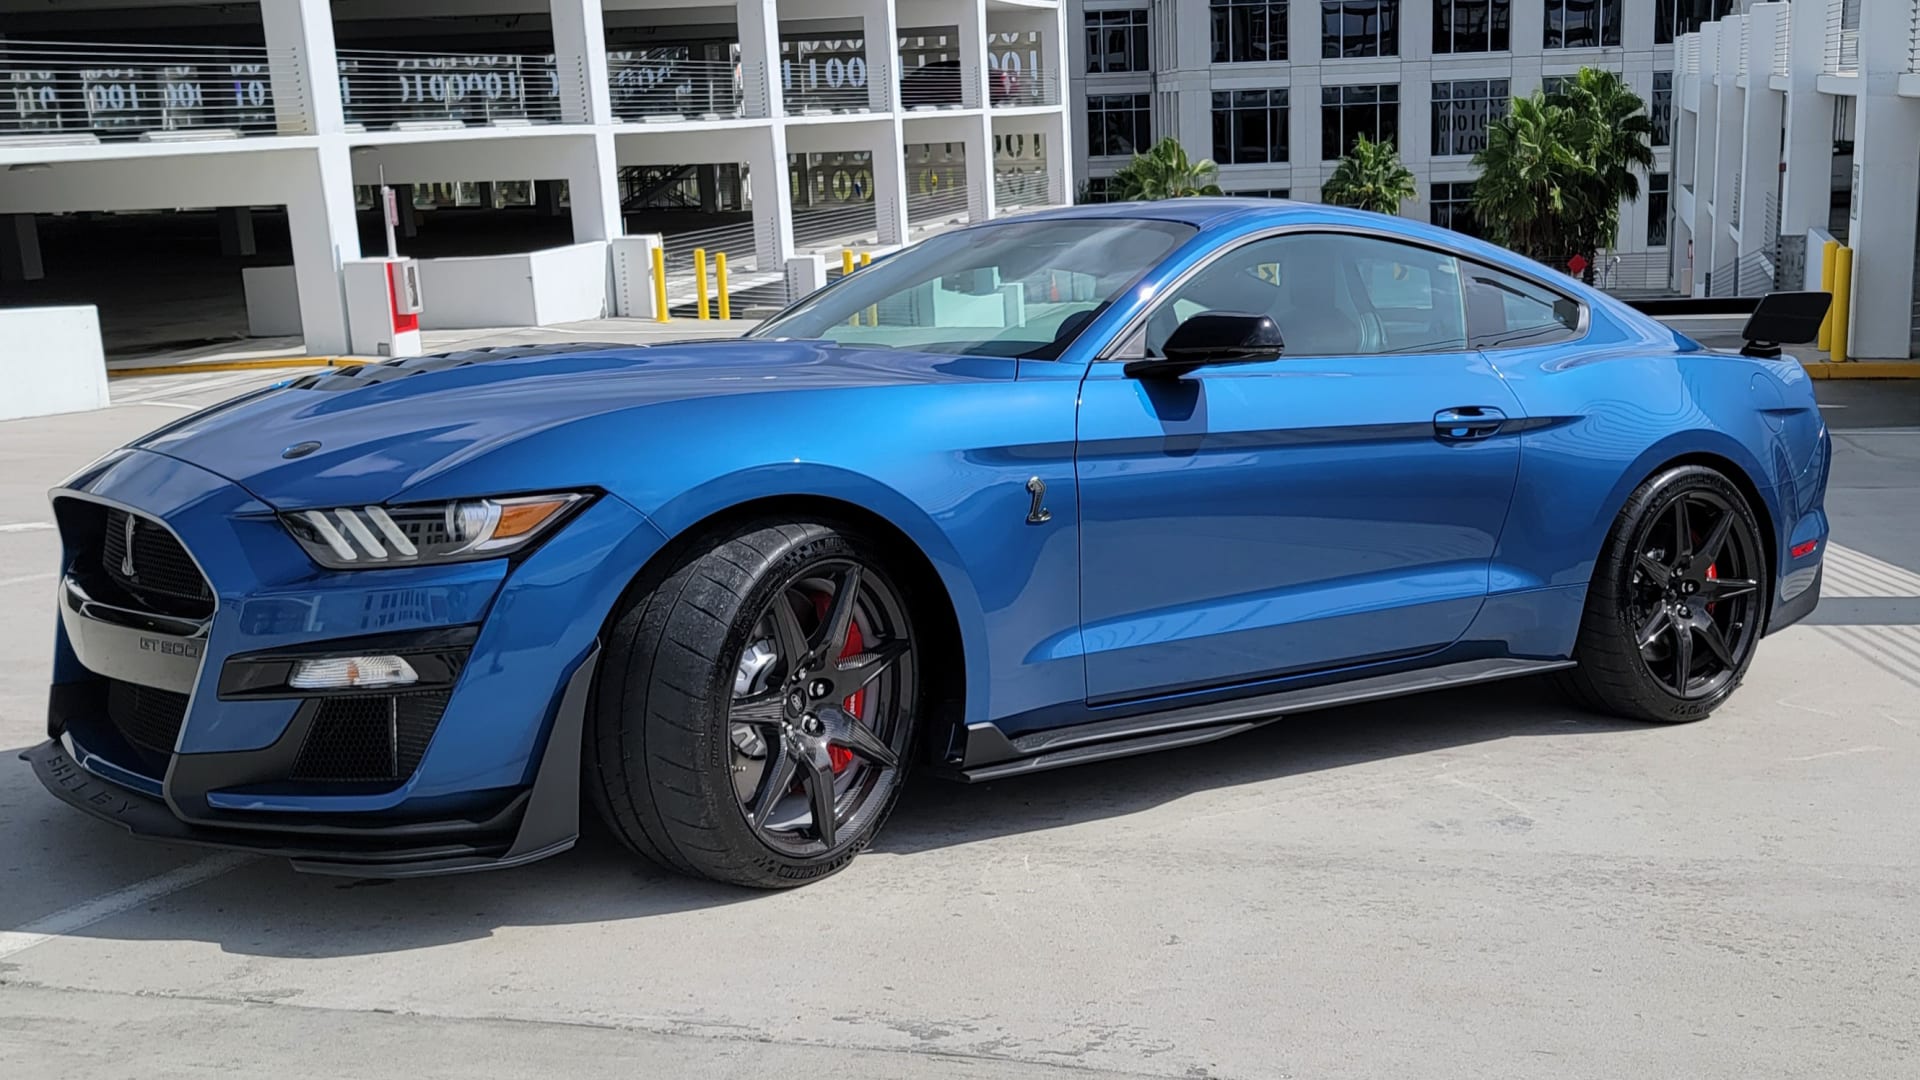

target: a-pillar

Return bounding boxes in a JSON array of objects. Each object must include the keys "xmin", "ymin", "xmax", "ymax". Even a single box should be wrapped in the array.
[
  {"xmin": 1776, "ymin": 0, "xmax": 1829, "ymax": 243},
  {"xmin": 1706, "ymin": 16, "xmax": 1743, "ymax": 293},
  {"xmin": 1841, "ymin": 0, "xmax": 1920, "ymax": 358},
  {"xmin": 286, "ymin": 145, "xmax": 360, "ymax": 355},
  {"xmin": 1687, "ymin": 24, "xmax": 1721, "ymax": 296},
  {"xmin": 1735, "ymin": 5, "xmax": 1786, "ymax": 267},
  {"xmin": 0, "ymin": 214, "xmax": 43, "ymax": 282}
]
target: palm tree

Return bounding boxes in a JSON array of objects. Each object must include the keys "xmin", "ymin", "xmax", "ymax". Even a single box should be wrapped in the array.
[
  {"xmin": 1470, "ymin": 93, "xmax": 1585, "ymax": 260},
  {"xmin": 1108, "ymin": 138, "xmax": 1224, "ymax": 200},
  {"xmin": 1549, "ymin": 67, "xmax": 1656, "ymax": 268},
  {"xmin": 1322, "ymin": 134, "xmax": 1418, "ymax": 215}
]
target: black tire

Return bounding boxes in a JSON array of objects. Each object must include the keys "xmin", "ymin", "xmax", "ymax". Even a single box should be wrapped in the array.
[
  {"xmin": 585, "ymin": 520, "xmax": 920, "ymax": 888},
  {"xmin": 1559, "ymin": 465, "xmax": 1771, "ymax": 723}
]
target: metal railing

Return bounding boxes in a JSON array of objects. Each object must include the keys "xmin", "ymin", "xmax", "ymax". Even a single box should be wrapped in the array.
[
  {"xmin": 898, "ymin": 63, "xmax": 978, "ymax": 111},
  {"xmin": 337, "ymin": 49, "xmax": 572, "ymax": 130},
  {"xmin": 0, "ymin": 40, "xmax": 296, "ymax": 141},
  {"xmin": 1547, "ymin": 252, "xmax": 1675, "ymax": 296},
  {"xmin": 907, "ymin": 186, "xmax": 970, "ymax": 226},
  {"xmin": 995, "ymin": 169, "xmax": 1051, "ymax": 207},
  {"xmin": 609, "ymin": 56, "xmax": 744, "ymax": 122},
  {"xmin": 1775, "ymin": 8, "xmax": 1792, "ymax": 77},
  {"xmin": 993, "ymin": 68, "xmax": 1060, "ymax": 108},
  {"xmin": 1704, "ymin": 252, "xmax": 1776, "ymax": 298},
  {"xmin": 1825, "ymin": 0, "xmax": 1860, "ymax": 74},
  {"xmin": 783, "ymin": 55, "xmax": 877, "ymax": 115}
]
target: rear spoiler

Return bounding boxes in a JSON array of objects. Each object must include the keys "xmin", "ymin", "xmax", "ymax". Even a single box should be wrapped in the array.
[{"xmin": 1629, "ymin": 292, "xmax": 1832, "ymax": 359}]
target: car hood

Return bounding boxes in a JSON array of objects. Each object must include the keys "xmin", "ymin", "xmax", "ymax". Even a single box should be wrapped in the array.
[{"xmin": 133, "ymin": 339, "xmax": 1010, "ymax": 509}]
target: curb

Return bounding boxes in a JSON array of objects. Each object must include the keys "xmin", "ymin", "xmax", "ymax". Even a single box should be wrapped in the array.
[
  {"xmin": 108, "ymin": 357, "xmax": 348, "ymax": 379},
  {"xmin": 1799, "ymin": 361, "xmax": 1920, "ymax": 380}
]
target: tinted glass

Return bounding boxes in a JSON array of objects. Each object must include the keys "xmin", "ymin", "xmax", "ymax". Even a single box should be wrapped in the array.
[
  {"xmin": 1463, "ymin": 263, "xmax": 1583, "ymax": 348},
  {"xmin": 1139, "ymin": 232, "xmax": 1469, "ymax": 358},
  {"xmin": 750, "ymin": 219, "xmax": 1196, "ymax": 358}
]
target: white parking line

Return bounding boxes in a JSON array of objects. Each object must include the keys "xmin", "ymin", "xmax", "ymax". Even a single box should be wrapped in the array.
[
  {"xmin": 0, "ymin": 522, "xmax": 55, "ymax": 534},
  {"xmin": 0, "ymin": 853, "xmax": 253, "ymax": 962},
  {"xmin": 0, "ymin": 573, "xmax": 51, "ymax": 589}
]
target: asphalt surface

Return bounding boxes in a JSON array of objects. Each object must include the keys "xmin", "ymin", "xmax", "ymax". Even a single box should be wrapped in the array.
[{"xmin": 0, "ymin": 367, "xmax": 1916, "ymax": 1079}]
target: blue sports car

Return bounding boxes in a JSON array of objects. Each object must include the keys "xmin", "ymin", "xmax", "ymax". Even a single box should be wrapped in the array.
[{"xmin": 29, "ymin": 200, "xmax": 1830, "ymax": 888}]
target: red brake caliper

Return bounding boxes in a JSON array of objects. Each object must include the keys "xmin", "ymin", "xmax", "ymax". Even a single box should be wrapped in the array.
[
  {"xmin": 810, "ymin": 593, "xmax": 864, "ymax": 775},
  {"xmin": 1705, "ymin": 561, "xmax": 1718, "ymax": 613}
]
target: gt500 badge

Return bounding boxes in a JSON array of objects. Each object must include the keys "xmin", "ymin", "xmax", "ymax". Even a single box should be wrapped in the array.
[{"xmin": 139, "ymin": 637, "xmax": 202, "ymax": 659}]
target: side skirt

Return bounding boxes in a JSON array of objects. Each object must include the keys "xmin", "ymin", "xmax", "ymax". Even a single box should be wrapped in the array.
[{"xmin": 951, "ymin": 657, "xmax": 1575, "ymax": 783}]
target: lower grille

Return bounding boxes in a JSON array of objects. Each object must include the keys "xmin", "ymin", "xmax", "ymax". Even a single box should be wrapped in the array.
[
  {"xmin": 290, "ymin": 692, "xmax": 452, "ymax": 784},
  {"xmin": 105, "ymin": 679, "xmax": 189, "ymax": 756},
  {"xmin": 100, "ymin": 508, "xmax": 215, "ymax": 619}
]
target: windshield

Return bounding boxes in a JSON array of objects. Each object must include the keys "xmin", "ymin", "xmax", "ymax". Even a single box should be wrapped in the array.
[{"xmin": 747, "ymin": 218, "xmax": 1196, "ymax": 358}]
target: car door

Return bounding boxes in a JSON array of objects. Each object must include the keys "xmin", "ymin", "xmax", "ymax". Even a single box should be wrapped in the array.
[{"xmin": 1075, "ymin": 229, "xmax": 1526, "ymax": 703}]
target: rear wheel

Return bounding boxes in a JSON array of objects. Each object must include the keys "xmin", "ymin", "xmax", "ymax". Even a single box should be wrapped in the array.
[
  {"xmin": 586, "ymin": 522, "xmax": 918, "ymax": 888},
  {"xmin": 1560, "ymin": 466, "xmax": 1770, "ymax": 723}
]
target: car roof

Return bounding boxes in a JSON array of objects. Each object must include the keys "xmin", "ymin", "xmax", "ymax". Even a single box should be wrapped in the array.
[{"xmin": 1005, "ymin": 197, "xmax": 1305, "ymax": 228}]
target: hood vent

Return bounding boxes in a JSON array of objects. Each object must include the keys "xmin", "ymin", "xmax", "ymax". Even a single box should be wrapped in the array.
[{"xmin": 288, "ymin": 342, "xmax": 641, "ymax": 391}]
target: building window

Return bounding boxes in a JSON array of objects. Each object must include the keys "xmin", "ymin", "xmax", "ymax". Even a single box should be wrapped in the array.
[
  {"xmin": 1232, "ymin": 188, "xmax": 1293, "ymax": 198},
  {"xmin": 1088, "ymin": 93, "xmax": 1152, "ymax": 157},
  {"xmin": 1651, "ymin": 72, "xmax": 1672, "ymax": 147},
  {"xmin": 1656, "ymin": 0, "xmax": 1732, "ymax": 45},
  {"xmin": 1322, "ymin": 1, "xmax": 1400, "ymax": 59},
  {"xmin": 1432, "ymin": 79, "xmax": 1508, "ymax": 157},
  {"xmin": 1541, "ymin": 74, "xmax": 1573, "ymax": 97},
  {"xmin": 1544, "ymin": 0, "xmax": 1621, "ymax": 49},
  {"xmin": 1212, "ymin": 0, "xmax": 1289, "ymax": 63},
  {"xmin": 1434, "ymin": 0, "xmax": 1510, "ymax": 54},
  {"xmin": 1321, "ymin": 83, "xmax": 1399, "ymax": 159},
  {"xmin": 1648, "ymin": 173, "xmax": 1669, "ymax": 246},
  {"xmin": 1087, "ymin": 10, "xmax": 1151, "ymax": 73},
  {"xmin": 1431, "ymin": 181, "xmax": 1479, "ymax": 236},
  {"xmin": 1213, "ymin": 88, "xmax": 1290, "ymax": 164},
  {"xmin": 1083, "ymin": 176, "xmax": 1113, "ymax": 203}
]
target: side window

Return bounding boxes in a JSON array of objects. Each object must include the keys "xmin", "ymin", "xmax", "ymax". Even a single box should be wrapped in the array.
[
  {"xmin": 1138, "ymin": 232, "xmax": 1468, "ymax": 358},
  {"xmin": 1464, "ymin": 263, "xmax": 1583, "ymax": 348}
]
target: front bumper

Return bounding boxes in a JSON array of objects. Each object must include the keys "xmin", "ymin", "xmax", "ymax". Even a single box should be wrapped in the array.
[
  {"xmin": 26, "ymin": 644, "xmax": 593, "ymax": 877},
  {"xmin": 37, "ymin": 447, "xmax": 665, "ymax": 877}
]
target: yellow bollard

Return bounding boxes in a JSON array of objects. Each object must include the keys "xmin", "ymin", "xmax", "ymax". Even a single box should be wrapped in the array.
[
  {"xmin": 1817, "ymin": 239, "xmax": 1838, "ymax": 350},
  {"xmin": 842, "ymin": 249, "xmax": 856, "ymax": 277},
  {"xmin": 860, "ymin": 252, "xmax": 871, "ymax": 268},
  {"xmin": 1830, "ymin": 246, "xmax": 1853, "ymax": 363},
  {"xmin": 861, "ymin": 252, "xmax": 877, "ymax": 325},
  {"xmin": 715, "ymin": 252, "xmax": 730, "ymax": 321},
  {"xmin": 694, "ymin": 248, "xmax": 711, "ymax": 320},
  {"xmin": 651, "ymin": 245, "xmax": 669, "ymax": 323}
]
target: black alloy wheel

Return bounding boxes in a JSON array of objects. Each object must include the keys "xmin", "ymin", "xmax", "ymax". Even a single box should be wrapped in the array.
[{"xmin": 1561, "ymin": 465, "xmax": 1771, "ymax": 723}]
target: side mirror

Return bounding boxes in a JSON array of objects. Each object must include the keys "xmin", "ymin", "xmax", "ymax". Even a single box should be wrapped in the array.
[
  {"xmin": 1124, "ymin": 311, "xmax": 1284, "ymax": 379},
  {"xmin": 1739, "ymin": 291, "xmax": 1831, "ymax": 358}
]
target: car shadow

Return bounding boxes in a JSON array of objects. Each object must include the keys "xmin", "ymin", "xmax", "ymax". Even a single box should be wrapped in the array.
[{"xmin": 2, "ymin": 676, "xmax": 1649, "ymax": 959}]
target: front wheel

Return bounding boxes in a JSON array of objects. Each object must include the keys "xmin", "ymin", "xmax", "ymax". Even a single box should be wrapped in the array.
[
  {"xmin": 1560, "ymin": 465, "xmax": 1771, "ymax": 723},
  {"xmin": 585, "ymin": 521, "xmax": 919, "ymax": 888}
]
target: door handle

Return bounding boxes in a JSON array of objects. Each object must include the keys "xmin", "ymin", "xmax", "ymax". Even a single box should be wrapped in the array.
[{"xmin": 1434, "ymin": 406, "xmax": 1507, "ymax": 441}]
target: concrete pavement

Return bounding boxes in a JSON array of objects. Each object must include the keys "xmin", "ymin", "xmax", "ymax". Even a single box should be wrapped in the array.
[{"xmin": 0, "ymin": 371, "xmax": 1916, "ymax": 1079}]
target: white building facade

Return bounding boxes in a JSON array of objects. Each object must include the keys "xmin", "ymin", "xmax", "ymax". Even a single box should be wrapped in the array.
[
  {"xmin": 1067, "ymin": 0, "xmax": 1738, "ymax": 287},
  {"xmin": 1671, "ymin": 0, "xmax": 1919, "ymax": 359},
  {"xmin": 0, "ymin": 0, "xmax": 1073, "ymax": 354}
]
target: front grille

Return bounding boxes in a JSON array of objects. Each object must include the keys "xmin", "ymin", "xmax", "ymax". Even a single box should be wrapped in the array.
[
  {"xmin": 105, "ymin": 679, "xmax": 189, "ymax": 756},
  {"xmin": 290, "ymin": 692, "xmax": 452, "ymax": 784},
  {"xmin": 100, "ymin": 508, "xmax": 214, "ymax": 619}
]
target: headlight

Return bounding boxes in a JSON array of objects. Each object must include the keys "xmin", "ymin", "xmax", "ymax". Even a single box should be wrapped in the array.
[{"xmin": 283, "ymin": 493, "xmax": 588, "ymax": 568}]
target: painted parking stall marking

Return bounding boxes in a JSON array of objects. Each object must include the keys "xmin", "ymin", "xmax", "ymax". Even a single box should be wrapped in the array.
[{"xmin": 0, "ymin": 854, "xmax": 253, "ymax": 962}]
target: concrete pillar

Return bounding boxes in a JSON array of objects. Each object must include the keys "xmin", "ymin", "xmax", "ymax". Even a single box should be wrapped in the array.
[
  {"xmin": 260, "ymin": 0, "xmax": 344, "ymax": 134},
  {"xmin": 747, "ymin": 126, "xmax": 796, "ymax": 270},
  {"xmin": 737, "ymin": 0, "xmax": 784, "ymax": 118},
  {"xmin": 1735, "ymin": 5, "xmax": 1786, "ymax": 266},
  {"xmin": 697, "ymin": 164, "xmax": 720, "ymax": 213},
  {"xmin": 286, "ymin": 145, "xmax": 360, "ymax": 355},
  {"xmin": 1842, "ymin": 0, "xmax": 1920, "ymax": 358},
  {"xmin": 538, "ymin": 179, "xmax": 567, "ymax": 217},
  {"xmin": 476, "ymin": 181, "xmax": 496, "ymax": 209},
  {"xmin": 963, "ymin": 117, "xmax": 996, "ymax": 221},
  {"xmin": 786, "ymin": 253, "xmax": 827, "ymax": 300},
  {"xmin": 395, "ymin": 185, "xmax": 419, "ymax": 239},
  {"xmin": 217, "ymin": 206, "xmax": 257, "ymax": 257},
  {"xmin": 863, "ymin": 0, "xmax": 898, "ymax": 113},
  {"xmin": 958, "ymin": 0, "xmax": 988, "ymax": 109},
  {"xmin": 1707, "ymin": 17, "xmax": 1744, "ymax": 290},
  {"xmin": 0, "ymin": 214, "xmax": 44, "ymax": 282},
  {"xmin": 866, "ymin": 124, "xmax": 910, "ymax": 246},
  {"xmin": 550, "ymin": 0, "xmax": 615, "ymax": 125},
  {"xmin": 1688, "ymin": 24, "xmax": 1721, "ymax": 295},
  {"xmin": 1777, "ymin": 0, "xmax": 1831, "ymax": 242},
  {"xmin": 565, "ymin": 131, "xmax": 624, "ymax": 243}
]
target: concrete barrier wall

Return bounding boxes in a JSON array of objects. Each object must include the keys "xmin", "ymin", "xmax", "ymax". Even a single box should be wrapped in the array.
[
  {"xmin": 416, "ymin": 242, "xmax": 608, "ymax": 331},
  {"xmin": 242, "ymin": 266, "xmax": 303, "ymax": 337},
  {"xmin": 1, "ymin": 305, "xmax": 110, "ymax": 421}
]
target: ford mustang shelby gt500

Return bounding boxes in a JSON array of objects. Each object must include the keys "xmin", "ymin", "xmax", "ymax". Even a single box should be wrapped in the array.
[{"xmin": 28, "ymin": 200, "xmax": 1830, "ymax": 888}]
